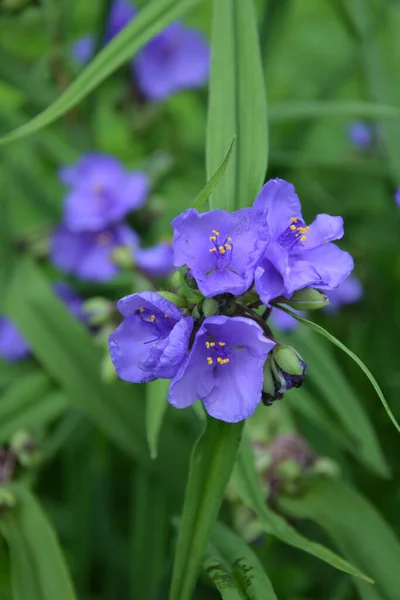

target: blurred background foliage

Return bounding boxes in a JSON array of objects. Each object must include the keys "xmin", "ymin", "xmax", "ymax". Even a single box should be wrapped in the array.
[{"xmin": 0, "ymin": 0, "xmax": 400, "ymax": 599}]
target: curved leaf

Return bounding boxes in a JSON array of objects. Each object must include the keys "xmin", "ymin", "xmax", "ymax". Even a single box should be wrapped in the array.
[{"xmin": 193, "ymin": 137, "xmax": 236, "ymax": 210}]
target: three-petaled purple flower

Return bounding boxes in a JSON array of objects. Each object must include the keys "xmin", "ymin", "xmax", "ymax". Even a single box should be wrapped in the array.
[
  {"xmin": 60, "ymin": 153, "xmax": 149, "ymax": 232},
  {"xmin": 168, "ymin": 316, "xmax": 275, "ymax": 422},
  {"xmin": 51, "ymin": 223, "xmax": 138, "ymax": 282},
  {"xmin": 253, "ymin": 178, "xmax": 354, "ymax": 306},
  {"xmin": 172, "ymin": 208, "xmax": 268, "ymax": 297},
  {"xmin": 109, "ymin": 292, "xmax": 193, "ymax": 383}
]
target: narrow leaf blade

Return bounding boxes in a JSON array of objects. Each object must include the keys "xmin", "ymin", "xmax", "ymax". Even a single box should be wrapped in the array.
[
  {"xmin": 193, "ymin": 137, "xmax": 235, "ymax": 210},
  {"xmin": 146, "ymin": 378, "xmax": 170, "ymax": 460}
]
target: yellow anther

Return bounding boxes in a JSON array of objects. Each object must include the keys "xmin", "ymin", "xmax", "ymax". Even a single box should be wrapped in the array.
[
  {"xmin": 209, "ymin": 247, "xmax": 217, "ymax": 253},
  {"xmin": 224, "ymin": 244, "xmax": 231, "ymax": 250},
  {"xmin": 217, "ymin": 357, "xmax": 230, "ymax": 365},
  {"xmin": 209, "ymin": 236, "xmax": 217, "ymax": 241},
  {"xmin": 150, "ymin": 314, "xmax": 156, "ymax": 322},
  {"xmin": 207, "ymin": 357, "xmax": 213, "ymax": 365},
  {"xmin": 212, "ymin": 229, "xmax": 220, "ymax": 235},
  {"xmin": 205, "ymin": 341, "xmax": 215, "ymax": 349},
  {"xmin": 290, "ymin": 217, "xmax": 298, "ymax": 223},
  {"xmin": 227, "ymin": 237, "xmax": 232, "ymax": 242},
  {"xmin": 290, "ymin": 225, "xmax": 296, "ymax": 231},
  {"xmin": 138, "ymin": 307, "xmax": 144, "ymax": 313},
  {"xmin": 164, "ymin": 314, "xmax": 169, "ymax": 318},
  {"xmin": 218, "ymin": 341, "xmax": 226, "ymax": 347},
  {"xmin": 300, "ymin": 235, "xmax": 307, "ymax": 242},
  {"xmin": 218, "ymin": 246, "xmax": 226, "ymax": 254}
]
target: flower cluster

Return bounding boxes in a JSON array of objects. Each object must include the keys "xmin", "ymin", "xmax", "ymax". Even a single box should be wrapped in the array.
[
  {"xmin": 50, "ymin": 152, "xmax": 173, "ymax": 282},
  {"xmin": 72, "ymin": 0, "xmax": 210, "ymax": 102},
  {"xmin": 109, "ymin": 178, "xmax": 354, "ymax": 422}
]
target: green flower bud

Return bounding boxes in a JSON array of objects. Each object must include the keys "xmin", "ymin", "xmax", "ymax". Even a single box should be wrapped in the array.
[
  {"xmin": 273, "ymin": 345, "xmax": 305, "ymax": 377},
  {"xmin": 82, "ymin": 297, "xmax": 113, "ymax": 326},
  {"xmin": 158, "ymin": 291, "xmax": 188, "ymax": 308},
  {"xmin": 112, "ymin": 246, "xmax": 134, "ymax": 268},
  {"xmin": 171, "ymin": 269, "xmax": 184, "ymax": 292},
  {"xmin": 202, "ymin": 298, "xmax": 219, "ymax": 317},
  {"xmin": 0, "ymin": 488, "xmax": 16, "ymax": 510},
  {"xmin": 277, "ymin": 288, "xmax": 329, "ymax": 310},
  {"xmin": 184, "ymin": 272, "xmax": 198, "ymax": 290},
  {"xmin": 10, "ymin": 431, "xmax": 39, "ymax": 467}
]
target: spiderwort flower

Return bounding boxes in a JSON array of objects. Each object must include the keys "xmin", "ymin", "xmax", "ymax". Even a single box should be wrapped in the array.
[
  {"xmin": 347, "ymin": 121, "xmax": 372, "ymax": 149},
  {"xmin": 53, "ymin": 282, "xmax": 89, "ymax": 323},
  {"xmin": 60, "ymin": 153, "xmax": 149, "ymax": 232},
  {"xmin": 168, "ymin": 316, "xmax": 275, "ymax": 423},
  {"xmin": 253, "ymin": 178, "xmax": 354, "ymax": 306},
  {"xmin": 51, "ymin": 223, "xmax": 138, "ymax": 282},
  {"xmin": 269, "ymin": 308, "xmax": 301, "ymax": 332},
  {"xmin": 71, "ymin": 36, "xmax": 95, "ymax": 64},
  {"xmin": 394, "ymin": 189, "xmax": 400, "ymax": 207},
  {"xmin": 0, "ymin": 318, "xmax": 30, "ymax": 362},
  {"xmin": 172, "ymin": 207, "xmax": 269, "ymax": 298},
  {"xmin": 324, "ymin": 275, "xmax": 363, "ymax": 312},
  {"xmin": 135, "ymin": 242, "xmax": 174, "ymax": 278},
  {"xmin": 109, "ymin": 292, "xmax": 193, "ymax": 383},
  {"xmin": 134, "ymin": 21, "xmax": 210, "ymax": 101}
]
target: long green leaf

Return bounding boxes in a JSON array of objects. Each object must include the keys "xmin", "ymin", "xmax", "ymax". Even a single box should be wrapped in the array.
[
  {"xmin": 169, "ymin": 417, "xmax": 244, "ymax": 600},
  {"xmin": 277, "ymin": 306, "xmax": 400, "ymax": 433},
  {"xmin": 207, "ymin": 0, "xmax": 267, "ymax": 210},
  {"xmin": 269, "ymin": 100, "xmax": 400, "ymax": 122},
  {"xmin": 0, "ymin": 0, "xmax": 199, "ymax": 145},
  {"xmin": 280, "ymin": 477, "xmax": 400, "ymax": 600},
  {"xmin": 146, "ymin": 379, "xmax": 170, "ymax": 460},
  {"xmin": 233, "ymin": 436, "xmax": 372, "ymax": 582},
  {"xmin": 193, "ymin": 137, "xmax": 236, "ymax": 210},
  {"xmin": 0, "ymin": 483, "xmax": 77, "ymax": 600},
  {"xmin": 205, "ymin": 521, "xmax": 278, "ymax": 599}
]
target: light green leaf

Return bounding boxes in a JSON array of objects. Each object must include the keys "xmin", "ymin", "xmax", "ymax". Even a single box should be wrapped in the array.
[
  {"xmin": 205, "ymin": 521, "xmax": 278, "ymax": 599},
  {"xmin": 280, "ymin": 477, "xmax": 400, "ymax": 600},
  {"xmin": 269, "ymin": 100, "xmax": 400, "ymax": 122},
  {"xmin": 233, "ymin": 435, "xmax": 372, "ymax": 582},
  {"xmin": 193, "ymin": 137, "xmax": 236, "ymax": 210},
  {"xmin": 0, "ymin": 483, "xmax": 77, "ymax": 600},
  {"xmin": 207, "ymin": 0, "xmax": 267, "ymax": 210},
  {"xmin": 146, "ymin": 378, "xmax": 170, "ymax": 460},
  {"xmin": 0, "ymin": 0, "xmax": 199, "ymax": 145},
  {"xmin": 277, "ymin": 306, "xmax": 400, "ymax": 434},
  {"xmin": 169, "ymin": 417, "xmax": 244, "ymax": 600}
]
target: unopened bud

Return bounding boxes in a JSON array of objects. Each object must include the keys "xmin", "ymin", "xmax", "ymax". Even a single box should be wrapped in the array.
[
  {"xmin": 262, "ymin": 345, "xmax": 307, "ymax": 404},
  {"xmin": 279, "ymin": 289, "xmax": 329, "ymax": 311},
  {"xmin": 158, "ymin": 291, "xmax": 188, "ymax": 308},
  {"xmin": 202, "ymin": 298, "xmax": 219, "ymax": 317},
  {"xmin": 112, "ymin": 246, "xmax": 134, "ymax": 268},
  {"xmin": 10, "ymin": 431, "xmax": 39, "ymax": 467},
  {"xmin": 184, "ymin": 271, "xmax": 198, "ymax": 290},
  {"xmin": 0, "ymin": 489, "xmax": 16, "ymax": 510},
  {"xmin": 82, "ymin": 297, "xmax": 113, "ymax": 326}
]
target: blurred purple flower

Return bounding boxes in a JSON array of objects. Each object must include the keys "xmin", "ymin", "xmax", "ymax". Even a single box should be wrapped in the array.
[
  {"xmin": 109, "ymin": 291, "xmax": 193, "ymax": 383},
  {"xmin": 53, "ymin": 281, "xmax": 88, "ymax": 323},
  {"xmin": 269, "ymin": 308, "xmax": 301, "ymax": 332},
  {"xmin": 394, "ymin": 189, "xmax": 400, "ymax": 207},
  {"xmin": 347, "ymin": 121, "xmax": 372, "ymax": 149},
  {"xmin": 71, "ymin": 35, "xmax": 95, "ymax": 64},
  {"xmin": 0, "ymin": 318, "xmax": 30, "ymax": 363},
  {"xmin": 51, "ymin": 223, "xmax": 138, "ymax": 282},
  {"xmin": 253, "ymin": 178, "xmax": 354, "ymax": 306},
  {"xmin": 168, "ymin": 316, "xmax": 275, "ymax": 423},
  {"xmin": 135, "ymin": 242, "xmax": 174, "ymax": 278},
  {"xmin": 325, "ymin": 275, "xmax": 363, "ymax": 312},
  {"xmin": 60, "ymin": 153, "xmax": 149, "ymax": 232},
  {"xmin": 105, "ymin": 0, "xmax": 136, "ymax": 41},
  {"xmin": 134, "ymin": 22, "xmax": 210, "ymax": 101}
]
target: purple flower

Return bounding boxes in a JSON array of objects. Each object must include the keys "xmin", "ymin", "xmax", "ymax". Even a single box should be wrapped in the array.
[
  {"xmin": 269, "ymin": 308, "xmax": 301, "ymax": 332},
  {"xmin": 253, "ymin": 178, "xmax": 354, "ymax": 306},
  {"xmin": 71, "ymin": 36, "xmax": 95, "ymax": 64},
  {"xmin": 135, "ymin": 242, "xmax": 174, "ymax": 278},
  {"xmin": 134, "ymin": 22, "xmax": 210, "ymax": 101},
  {"xmin": 60, "ymin": 153, "xmax": 149, "ymax": 232},
  {"xmin": 105, "ymin": 0, "xmax": 136, "ymax": 42},
  {"xmin": 51, "ymin": 223, "xmax": 138, "ymax": 282},
  {"xmin": 394, "ymin": 189, "xmax": 400, "ymax": 207},
  {"xmin": 347, "ymin": 121, "xmax": 372, "ymax": 149},
  {"xmin": 53, "ymin": 282, "xmax": 88, "ymax": 323},
  {"xmin": 0, "ymin": 318, "xmax": 30, "ymax": 363},
  {"xmin": 172, "ymin": 207, "xmax": 269, "ymax": 298},
  {"xmin": 109, "ymin": 291, "xmax": 193, "ymax": 383},
  {"xmin": 168, "ymin": 316, "xmax": 275, "ymax": 423},
  {"xmin": 324, "ymin": 275, "xmax": 363, "ymax": 312}
]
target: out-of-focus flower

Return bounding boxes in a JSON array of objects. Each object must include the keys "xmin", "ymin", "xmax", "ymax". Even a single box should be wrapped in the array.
[
  {"xmin": 105, "ymin": 0, "xmax": 136, "ymax": 41},
  {"xmin": 172, "ymin": 207, "xmax": 269, "ymax": 297},
  {"xmin": 253, "ymin": 178, "xmax": 354, "ymax": 305},
  {"xmin": 347, "ymin": 121, "xmax": 372, "ymax": 149},
  {"xmin": 135, "ymin": 242, "xmax": 174, "ymax": 278},
  {"xmin": 0, "ymin": 317, "xmax": 30, "ymax": 362},
  {"xmin": 134, "ymin": 22, "xmax": 210, "ymax": 101},
  {"xmin": 51, "ymin": 223, "xmax": 138, "ymax": 282},
  {"xmin": 53, "ymin": 281, "xmax": 89, "ymax": 323},
  {"xmin": 324, "ymin": 275, "xmax": 363, "ymax": 312},
  {"xmin": 168, "ymin": 316, "xmax": 275, "ymax": 423},
  {"xmin": 269, "ymin": 308, "xmax": 301, "ymax": 332},
  {"xmin": 109, "ymin": 291, "xmax": 193, "ymax": 383},
  {"xmin": 71, "ymin": 35, "xmax": 95, "ymax": 64},
  {"xmin": 60, "ymin": 153, "xmax": 149, "ymax": 232},
  {"xmin": 394, "ymin": 189, "xmax": 400, "ymax": 207}
]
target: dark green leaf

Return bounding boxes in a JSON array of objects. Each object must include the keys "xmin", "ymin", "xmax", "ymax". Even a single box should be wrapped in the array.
[
  {"xmin": 169, "ymin": 417, "xmax": 244, "ymax": 600},
  {"xmin": 193, "ymin": 137, "xmax": 236, "ymax": 210},
  {"xmin": 207, "ymin": 0, "xmax": 267, "ymax": 210}
]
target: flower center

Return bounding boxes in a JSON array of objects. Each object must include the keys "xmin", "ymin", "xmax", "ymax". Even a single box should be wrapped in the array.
[
  {"xmin": 278, "ymin": 217, "xmax": 309, "ymax": 251},
  {"xmin": 96, "ymin": 231, "xmax": 113, "ymax": 246},
  {"xmin": 208, "ymin": 229, "xmax": 233, "ymax": 258},
  {"xmin": 135, "ymin": 307, "xmax": 174, "ymax": 344},
  {"xmin": 205, "ymin": 339, "xmax": 230, "ymax": 366}
]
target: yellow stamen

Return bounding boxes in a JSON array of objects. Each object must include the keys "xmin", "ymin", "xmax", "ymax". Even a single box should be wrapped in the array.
[
  {"xmin": 290, "ymin": 217, "xmax": 298, "ymax": 223},
  {"xmin": 209, "ymin": 235, "xmax": 217, "ymax": 241},
  {"xmin": 217, "ymin": 357, "xmax": 230, "ymax": 365},
  {"xmin": 209, "ymin": 247, "xmax": 217, "ymax": 253},
  {"xmin": 224, "ymin": 244, "xmax": 231, "ymax": 250},
  {"xmin": 207, "ymin": 357, "xmax": 213, "ymax": 365},
  {"xmin": 227, "ymin": 237, "xmax": 232, "ymax": 242},
  {"xmin": 218, "ymin": 246, "xmax": 226, "ymax": 254},
  {"xmin": 218, "ymin": 341, "xmax": 226, "ymax": 347},
  {"xmin": 138, "ymin": 307, "xmax": 144, "ymax": 313},
  {"xmin": 300, "ymin": 235, "xmax": 307, "ymax": 242},
  {"xmin": 212, "ymin": 229, "xmax": 220, "ymax": 235},
  {"xmin": 150, "ymin": 314, "xmax": 156, "ymax": 322},
  {"xmin": 290, "ymin": 225, "xmax": 296, "ymax": 231},
  {"xmin": 164, "ymin": 314, "xmax": 169, "ymax": 318},
  {"xmin": 205, "ymin": 341, "xmax": 216, "ymax": 349}
]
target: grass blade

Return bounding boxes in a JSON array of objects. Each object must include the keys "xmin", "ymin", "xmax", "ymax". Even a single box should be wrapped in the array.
[
  {"xmin": 193, "ymin": 137, "xmax": 235, "ymax": 210},
  {"xmin": 146, "ymin": 379, "xmax": 170, "ymax": 460}
]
